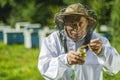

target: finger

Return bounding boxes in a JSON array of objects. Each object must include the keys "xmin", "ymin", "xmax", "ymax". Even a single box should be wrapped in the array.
[
  {"xmin": 89, "ymin": 41, "xmax": 102, "ymax": 47},
  {"xmin": 89, "ymin": 43, "xmax": 97, "ymax": 46},
  {"xmin": 90, "ymin": 42, "xmax": 102, "ymax": 48},
  {"xmin": 78, "ymin": 59, "xmax": 85, "ymax": 65},
  {"xmin": 90, "ymin": 38, "xmax": 100, "ymax": 42},
  {"xmin": 90, "ymin": 39, "xmax": 102, "ymax": 45},
  {"xmin": 70, "ymin": 55, "xmax": 83, "ymax": 63},
  {"xmin": 69, "ymin": 53, "xmax": 80, "ymax": 61},
  {"xmin": 67, "ymin": 55, "xmax": 78, "ymax": 65},
  {"xmin": 70, "ymin": 53, "xmax": 79, "ymax": 58},
  {"xmin": 70, "ymin": 51, "xmax": 80, "ymax": 56},
  {"xmin": 70, "ymin": 58, "xmax": 79, "ymax": 64},
  {"xmin": 90, "ymin": 45, "xmax": 100, "ymax": 49},
  {"xmin": 71, "ymin": 52, "xmax": 82, "ymax": 59},
  {"xmin": 71, "ymin": 58, "xmax": 85, "ymax": 65}
]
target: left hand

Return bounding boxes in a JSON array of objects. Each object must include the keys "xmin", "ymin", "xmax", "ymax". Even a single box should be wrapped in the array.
[
  {"xmin": 88, "ymin": 38, "xmax": 102, "ymax": 55},
  {"xmin": 67, "ymin": 51, "xmax": 85, "ymax": 65}
]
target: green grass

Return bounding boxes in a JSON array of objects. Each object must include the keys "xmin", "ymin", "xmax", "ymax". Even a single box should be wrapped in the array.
[
  {"xmin": 0, "ymin": 41, "xmax": 44, "ymax": 80},
  {"xmin": 103, "ymin": 72, "xmax": 120, "ymax": 80},
  {"xmin": 0, "ymin": 41, "xmax": 120, "ymax": 80},
  {"xmin": 103, "ymin": 41, "xmax": 120, "ymax": 80}
]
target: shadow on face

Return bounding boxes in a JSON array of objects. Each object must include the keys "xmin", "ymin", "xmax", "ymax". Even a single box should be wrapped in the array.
[{"xmin": 63, "ymin": 15, "xmax": 88, "ymax": 41}]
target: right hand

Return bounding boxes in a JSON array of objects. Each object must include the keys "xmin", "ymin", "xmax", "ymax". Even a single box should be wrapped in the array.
[
  {"xmin": 67, "ymin": 51, "xmax": 85, "ymax": 65},
  {"xmin": 88, "ymin": 38, "xmax": 102, "ymax": 55}
]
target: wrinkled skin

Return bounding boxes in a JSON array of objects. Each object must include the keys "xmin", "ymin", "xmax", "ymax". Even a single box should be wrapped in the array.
[
  {"xmin": 64, "ymin": 15, "xmax": 88, "ymax": 41},
  {"xmin": 64, "ymin": 15, "xmax": 102, "ymax": 65}
]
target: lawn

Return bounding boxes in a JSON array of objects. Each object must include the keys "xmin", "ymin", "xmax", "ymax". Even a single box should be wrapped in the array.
[
  {"xmin": 0, "ymin": 41, "xmax": 120, "ymax": 80},
  {"xmin": 0, "ymin": 41, "xmax": 44, "ymax": 80}
]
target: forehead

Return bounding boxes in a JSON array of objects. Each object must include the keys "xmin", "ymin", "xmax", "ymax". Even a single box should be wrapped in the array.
[{"xmin": 64, "ymin": 15, "xmax": 87, "ymax": 22}]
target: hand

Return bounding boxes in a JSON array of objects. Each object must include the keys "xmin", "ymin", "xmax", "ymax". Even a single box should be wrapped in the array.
[
  {"xmin": 67, "ymin": 51, "xmax": 85, "ymax": 65},
  {"xmin": 88, "ymin": 38, "xmax": 102, "ymax": 55}
]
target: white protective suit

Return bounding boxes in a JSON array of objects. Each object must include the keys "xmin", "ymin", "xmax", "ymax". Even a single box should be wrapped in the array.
[{"xmin": 38, "ymin": 31, "xmax": 120, "ymax": 80}]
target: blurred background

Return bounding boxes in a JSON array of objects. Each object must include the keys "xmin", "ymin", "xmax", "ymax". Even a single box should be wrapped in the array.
[{"xmin": 0, "ymin": 0, "xmax": 120, "ymax": 80}]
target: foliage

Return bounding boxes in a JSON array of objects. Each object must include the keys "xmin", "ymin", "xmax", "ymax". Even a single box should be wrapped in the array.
[
  {"xmin": 0, "ymin": 0, "xmax": 119, "ymax": 31},
  {"xmin": 0, "ymin": 0, "xmax": 64, "ymax": 28},
  {"xmin": 64, "ymin": 0, "xmax": 83, "ymax": 4},
  {"xmin": 91, "ymin": 0, "xmax": 113, "ymax": 25},
  {"xmin": 110, "ymin": 0, "xmax": 120, "ymax": 46},
  {"xmin": 63, "ymin": 0, "xmax": 114, "ymax": 32},
  {"xmin": 0, "ymin": 0, "xmax": 120, "ymax": 80},
  {"xmin": 0, "ymin": 41, "xmax": 44, "ymax": 80},
  {"xmin": 103, "ymin": 71, "xmax": 120, "ymax": 80},
  {"xmin": 0, "ymin": 39, "xmax": 120, "ymax": 80}
]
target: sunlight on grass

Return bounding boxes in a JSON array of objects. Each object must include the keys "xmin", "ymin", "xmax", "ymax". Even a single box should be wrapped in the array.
[
  {"xmin": 0, "ymin": 40, "xmax": 120, "ymax": 80},
  {"xmin": 0, "ymin": 41, "xmax": 44, "ymax": 80}
]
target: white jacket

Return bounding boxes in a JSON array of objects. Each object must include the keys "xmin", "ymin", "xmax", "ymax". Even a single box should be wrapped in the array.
[{"xmin": 38, "ymin": 31, "xmax": 120, "ymax": 80}]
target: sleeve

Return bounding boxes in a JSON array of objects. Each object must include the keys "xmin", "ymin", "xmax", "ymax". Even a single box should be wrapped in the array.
[
  {"xmin": 97, "ymin": 37, "xmax": 120, "ymax": 75},
  {"xmin": 38, "ymin": 37, "xmax": 71, "ymax": 80}
]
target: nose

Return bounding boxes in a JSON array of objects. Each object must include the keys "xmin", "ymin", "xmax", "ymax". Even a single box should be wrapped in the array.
[{"xmin": 73, "ymin": 23, "xmax": 80, "ymax": 30}]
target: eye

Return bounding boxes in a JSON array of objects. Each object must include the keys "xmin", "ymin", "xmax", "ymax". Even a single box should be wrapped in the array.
[
  {"xmin": 72, "ymin": 23, "xmax": 77, "ymax": 27},
  {"xmin": 79, "ymin": 22, "xmax": 82, "ymax": 27}
]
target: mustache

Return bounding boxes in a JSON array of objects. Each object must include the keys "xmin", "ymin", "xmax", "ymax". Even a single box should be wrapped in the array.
[{"xmin": 71, "ymin": 30, "xmax": 81, "ymax": 34}]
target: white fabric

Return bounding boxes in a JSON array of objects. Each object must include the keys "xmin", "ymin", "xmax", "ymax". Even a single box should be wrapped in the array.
[{"xmin": 38, "ymin": 31, "xmax": 120, "ymax": 80}]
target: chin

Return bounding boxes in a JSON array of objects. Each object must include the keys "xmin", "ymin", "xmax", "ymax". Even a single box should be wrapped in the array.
[{"xmin": 71, "ymin": 37, "xmax": 81, "ymax": 41}]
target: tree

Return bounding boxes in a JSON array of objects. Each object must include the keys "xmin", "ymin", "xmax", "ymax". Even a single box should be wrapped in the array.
[
  {"xmin": 0, "ymin": 0, "xmax": 64, "ymax": 28},
  {"xmin": 110, "ymin": 0, "xmax": 120, "ymax": 47}
]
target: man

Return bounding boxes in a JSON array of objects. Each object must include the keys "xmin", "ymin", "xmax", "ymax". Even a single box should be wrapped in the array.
[{"xmin": 38, "ymin": 3, "xmax": 120, "ymax": 80}]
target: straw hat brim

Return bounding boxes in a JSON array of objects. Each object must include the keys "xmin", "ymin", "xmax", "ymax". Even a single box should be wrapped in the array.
[
  {"xmin": 59, "ymin": 12, "xmax": 85, "ymax": 16},
  {"xmin": 59, "ymin": 13, "xmax": 96, "ymax": 23}
]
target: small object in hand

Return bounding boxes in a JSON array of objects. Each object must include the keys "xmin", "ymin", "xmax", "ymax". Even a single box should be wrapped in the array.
[{"xmin": 77, "ymin": 46, "xmax": 87, "ymax": 59}]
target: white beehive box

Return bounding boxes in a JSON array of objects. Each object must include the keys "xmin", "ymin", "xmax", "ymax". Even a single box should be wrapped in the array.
[
  {"xmin": 3, "ymin": 29, "xmax": 24, "ymax": 45},
  {"xmin": 24, "ymin": 30, "xmax": 39, "ymax": 48},
  {"xmin": 0, "ymin": 25, "xmax": 11, "ymax": 40}
]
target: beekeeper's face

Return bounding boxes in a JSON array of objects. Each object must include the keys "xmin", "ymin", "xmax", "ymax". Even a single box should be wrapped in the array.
[{"xmin": 64, "ymin": 15, "xmax": 88, "ymax": 41}]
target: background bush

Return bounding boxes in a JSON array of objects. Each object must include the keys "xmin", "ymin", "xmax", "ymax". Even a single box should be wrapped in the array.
[{"xmin": 0, "ymin": 0, "xmax": 120, "ymax": 80}]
